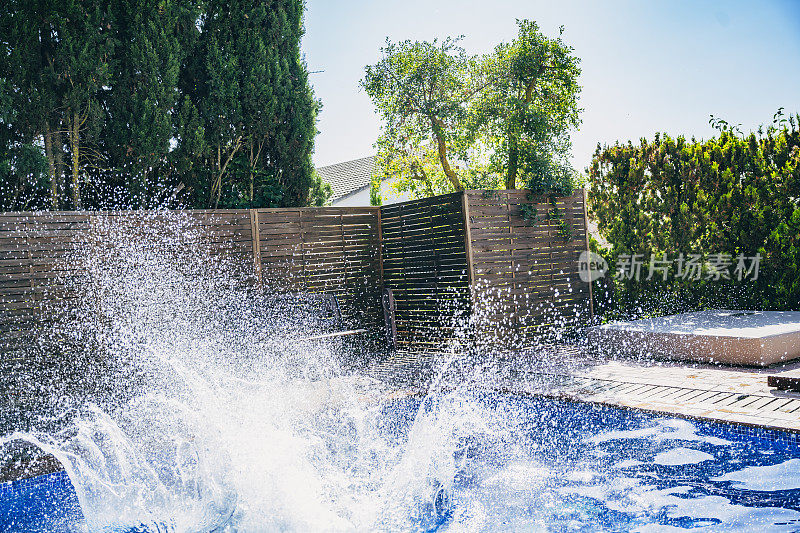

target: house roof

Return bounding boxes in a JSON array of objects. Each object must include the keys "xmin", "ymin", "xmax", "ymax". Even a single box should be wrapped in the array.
[{"xmin": 316, "ymin": 156, "xmax": 376, "ymax": 201}]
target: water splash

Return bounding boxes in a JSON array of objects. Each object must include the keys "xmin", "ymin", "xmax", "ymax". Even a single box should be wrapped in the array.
[{"xmin": 0, "ymin": 211, "xmax": 505, "ymax": 532}]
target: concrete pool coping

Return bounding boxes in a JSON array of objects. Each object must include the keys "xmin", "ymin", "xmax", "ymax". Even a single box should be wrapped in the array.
[{"xmin": 369, "ymin": 344, "xmax": 800, "ymax": 434}]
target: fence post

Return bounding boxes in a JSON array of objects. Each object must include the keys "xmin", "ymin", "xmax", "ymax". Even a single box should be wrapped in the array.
[
  {"xmin": 461, "ymin": 190, "xmax": 476, "ymax": 303},
  {"xmin": 376, "ymin": 207, "xmax": 385, "ymax": 295},
  {"xmin": 582, "ymin": 188, "xmax": 594, "ymax": 319},
  {"xmin": 249, "ymin": 208, "xmax": 262, "ymax": 287}
]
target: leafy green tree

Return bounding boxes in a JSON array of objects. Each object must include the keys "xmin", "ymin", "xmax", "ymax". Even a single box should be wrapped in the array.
[
  {"xmin": 308, "ymin": 170, "xmax": 332, "ymax": 206},
  {"xmin": 472, "ymin": 20, "xmax": 581, "ymax": 192},
  {"xmin": 362, "ymin": 20, "xmax": 582, "ymax": 202},
  {"xmin": 362, "ymin": 37, "xmax": 477, "ymax": 195}
]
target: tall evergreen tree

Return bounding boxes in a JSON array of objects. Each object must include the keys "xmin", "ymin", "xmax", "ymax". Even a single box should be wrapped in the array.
[
  {"xmin": 0, "ymin": 77, "xmax": 49, "ymax": 210},
  {"xmin": 54, "ymin": 0, "xmax": 113, "ymax": 209},
  {"xmin": 188, "ymin": 0, "xmax": 318, "ymax": 209},
  {"xmin": 102, "ymin": 0, "xmax": 200, "ymax": 207},
  {"xmin": 193, "ymin": 0, "xmax": 244, "ymax": 208},
  {"xmin": 1, "ymin": 0, "xmax": 65, "ymax": 208},
  {"xmin": 0, "ymin": 0, "xmax": 318, "ymax": 210},
  {"xmin": 262, "ymin": 0, "xmax": 317, "ymax": 207}
]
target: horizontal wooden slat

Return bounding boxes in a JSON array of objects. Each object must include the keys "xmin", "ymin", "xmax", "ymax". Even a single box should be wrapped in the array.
[
  {"xmin": 1, "ymin": 190, "xmax": 589, "ymax": 352},
  {"xmin": 466, "ymin": 189, "xmax": 590, "ymax": 343},
  {"xmin": 380, "ymin": 194, "xmax": 470, "ymax": 346}
]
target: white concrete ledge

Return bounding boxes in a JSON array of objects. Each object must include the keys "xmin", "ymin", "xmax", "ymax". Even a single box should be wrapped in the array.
[{"xmin": 589, "ymin": 310, "xmax": 800, "ymax": 366}]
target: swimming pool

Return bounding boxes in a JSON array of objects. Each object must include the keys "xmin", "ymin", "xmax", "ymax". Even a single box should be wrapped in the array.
[{"xmin": 3, "ymin": 393, "xmax": 800, "ymax": 532}]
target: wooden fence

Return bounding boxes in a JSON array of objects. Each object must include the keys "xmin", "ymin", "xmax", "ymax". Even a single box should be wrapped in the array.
[
  {"xmin": 0, "ymin": 207, "xmax": 382, "ymax": 351},
  {"xmin": 254, "ymin": 207, "xmax": 382, "ymax": 328},
  {"xmin": 465, "ymin": 189, "xmax": 592, "ymax": 343},
  {"xmin": 0, "ymin": 211, "xmax": 93, "ymax": 349},
  {"xmin": 378, "ymin": 189, "xmax": 592, "ymax": 348},
  {"xmin": 379, "ymin": 192, "xmax": 471, "ymax": 348},
  {"xmin": 1, "ymin": 190, "xmax": 591, "ymax": 352}
]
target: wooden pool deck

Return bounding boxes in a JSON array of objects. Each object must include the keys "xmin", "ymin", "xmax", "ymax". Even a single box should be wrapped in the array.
[
  {"xmin": 371, "ymin": 345, "xmax": 800, "ymax": 433},
  {"xmin": 524, "ymin": 351, "xmax": 800, "ymax": 432}
]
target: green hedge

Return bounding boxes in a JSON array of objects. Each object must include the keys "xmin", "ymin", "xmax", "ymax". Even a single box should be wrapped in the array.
[{"xmin": 588, "ymin": 113, "xmax": 800, "ymax": 317}]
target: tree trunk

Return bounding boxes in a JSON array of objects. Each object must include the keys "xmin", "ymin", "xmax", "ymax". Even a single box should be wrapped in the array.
[
  {"xmin": 246, "ymin": 137, "xmax": 266, "ymax": 208},
  {"xmin": 211, "ymin": 137, "xmax": 242, "ymax": 209},
  {"xmin": 53, "ymin": 123, "xmax": 65, "ymax": 204},
  {"xmin": 70, "ymin": 111, "xmax": 81, "ymax": 209},
  {"xmin": 505, "ymin": 78, "xmax": 538, "ymax": 190},
  {"xmin": 248, "ymin": 139, "xmax": 257, "ymax": 207},
  {"xmin": 506, "ymin": 128, "xmax": 518, "ymax": 189},
  {"xmin": 212, "ymin": 144, "xmax": 221, "ymax": 208},
  {"xmin": 43, "ymin": 120, "xmax": 58, "ymax": 209},
  {"xmin": 249, "ymin": 141, "xmax": 254, "ymax": 207},
  {"xmin": 431, "ymin": 117, "xmax": 462, "ymax": 191}
]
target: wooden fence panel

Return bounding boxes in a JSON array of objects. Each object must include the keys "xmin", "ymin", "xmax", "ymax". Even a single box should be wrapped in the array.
[
  {"xmin": 466, "ymin": 189, "xmax": 592, "ymax": 343},
  {"xmin": 1, "ymin": 190, "xmax": 590, "ymax": 353},
  {"xmin": 0, "ymin": 210, "xmax": 261, "ymax": 351},
  {"xmin": 379, "ymin": 193, "xmax": 471, "ymax": 348},
  {"xmin": 0, "ymin": 212, "xmax": 93, "ymax": 351},
  {"xmin": 256, "ymin": 207, "xmax": 382, "ymax": 329}
]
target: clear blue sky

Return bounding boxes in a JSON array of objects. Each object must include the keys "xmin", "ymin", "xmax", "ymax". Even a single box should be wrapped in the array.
[{"xmin": 302, "ymin": 0, "xmax": 800, "ymax": 172}]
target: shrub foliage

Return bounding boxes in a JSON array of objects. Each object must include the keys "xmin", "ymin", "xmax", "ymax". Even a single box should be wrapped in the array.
[{"xmin": 588, "ymin": 112, "xmax": 800, "ymax": 316}]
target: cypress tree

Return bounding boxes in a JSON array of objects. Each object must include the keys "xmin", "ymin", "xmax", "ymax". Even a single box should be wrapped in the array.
[
  {"xmin": 54, "ymin": 0, "xmax": 113, "ymax": 209},
  {"xmin": 188, "ymin": 0, "xmax": 318, "ymax": 208},
  {"xmin": 193, "ymin": 0, "xmax": 244, "ymax": 208},
  {"xmin": 0, "ymin": 0, "xmax": 318, "ymax": 209},
  {"xmin": 263, "ymin": 0, "xmax": 318, "ymax": 207},
  {"xmin": 102, "ymin": 0, "xmax": 200, "ymax": 208},
  {"xmin": 1, "ymin": 0, "xmax": 65, "ymax": 209}
]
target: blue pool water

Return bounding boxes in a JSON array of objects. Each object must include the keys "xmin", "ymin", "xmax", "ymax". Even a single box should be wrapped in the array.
[{"xmin": 3, "ymin": 394, "xmax": 800, "ymax": 532}]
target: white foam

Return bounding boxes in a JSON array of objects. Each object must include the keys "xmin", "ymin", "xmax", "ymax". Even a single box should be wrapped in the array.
[
  {"xmin": 615, "ymin": 459, "xmax": 644, "ymax": 469},
  {"xmin": 654, "ymin": 447, "xmax": 714, "ymax": 466},
  {"xmin": 588, "ymin": 419, "xmax": 730, "ymax": 446},
  {"xmin": 713, "ymin": 459, "xmax": 800, "ymax": 491}
]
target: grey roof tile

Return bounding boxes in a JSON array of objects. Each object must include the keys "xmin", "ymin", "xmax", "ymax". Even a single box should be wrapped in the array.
[{"xmin": 316, "ymin": 156, "xmax": 376, "ymax": 201}]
